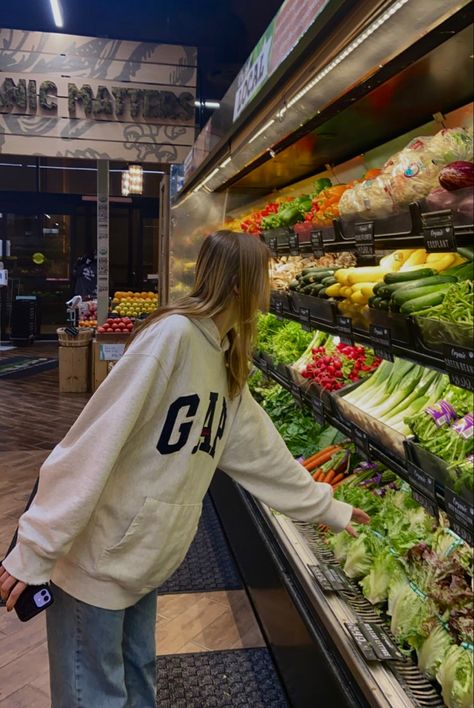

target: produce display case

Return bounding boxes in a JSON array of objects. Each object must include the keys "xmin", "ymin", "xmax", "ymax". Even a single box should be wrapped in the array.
[{"xmin": 169, "ymin": 2, "xmax": 473, "ymax": 705}]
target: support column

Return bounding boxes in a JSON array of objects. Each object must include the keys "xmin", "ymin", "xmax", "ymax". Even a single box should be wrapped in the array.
[{"xmin": 97, "ymin": 160, "xmax": 109, "ymax": 325}]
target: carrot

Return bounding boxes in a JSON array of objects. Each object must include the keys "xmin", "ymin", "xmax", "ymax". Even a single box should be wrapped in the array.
[
  {"xmin": 303, "ymin": 445, "xmax": 340, "ymax": 469},
  {"xmin": 312, "ymin": 468, "xmax": 324, "ymax": 481},
  {"xmin": 304, "ymin": 447, "xmax": 341, "ymax": 472},
  {"xmin": 324, "ymin": 469, "xmax": 336, "ymax": 484},
  {"xmin": 331, "ymin": 472, "xmax": 345, "ymax": 486}
]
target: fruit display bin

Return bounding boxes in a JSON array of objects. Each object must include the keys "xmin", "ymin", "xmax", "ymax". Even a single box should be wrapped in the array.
[
  {"xmin": 405, "ymin": 438, "xmax": 473, "ymax": 505},
  {"xmin": 331, "ymin": 382, "xmax": 407, "ymax": 459},
  {"xmin": 293, "ymin": 221, "xmax": 337, "ymax": 246},
  {"xmin": 368, "ymin": 307, "xmax": 413, "ymax": 347},
  {"xmin": 270, "ymin": 290, "xmax": 292, "ymax": 317},
  {"xmin": 288, "ymin": 291, "xmax": 338, "ymax": 325},
  {"xmin": 412, "ymin": 316, "xmax": 474, "ymax": 355}
]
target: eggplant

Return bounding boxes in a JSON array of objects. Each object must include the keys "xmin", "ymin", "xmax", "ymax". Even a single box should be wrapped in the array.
[{"xmin": 438, "ymin": 161, "xmax": 474, "ymax": 191}]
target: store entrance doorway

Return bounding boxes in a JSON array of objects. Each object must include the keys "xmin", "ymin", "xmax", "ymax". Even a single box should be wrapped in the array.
[{"xmin": 0, "ymin": 193, "xmax": 159, "ymax": 339}]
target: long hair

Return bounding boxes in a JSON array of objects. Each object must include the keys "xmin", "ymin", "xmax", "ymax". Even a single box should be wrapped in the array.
[{"xmin": 128, "ymin": 231, "xmax": 270, "ymax": 398}]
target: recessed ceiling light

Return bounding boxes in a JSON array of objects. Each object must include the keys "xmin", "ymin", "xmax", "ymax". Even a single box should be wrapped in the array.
[{"xmin": 49, "ymin": 0, "xmax": 63, "ymax": 28}]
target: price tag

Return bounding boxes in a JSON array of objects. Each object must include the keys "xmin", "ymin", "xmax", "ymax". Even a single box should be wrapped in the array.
[
  {"xmin": 369, "ymin": 325, "xmax": 394, "ymax": 362},
  {"xmin": 99, "ymin": 343, "xmax": 126, "ymax": 361},
  {"xmin": 337, "ymin": 315, "xmax": 354, "ymax": 345},
  {"xmin": 443, "ymin": 344, "xmax": 474, "ymax": 392},
  {"xmin": 268, "ymin": 236, "xmax": 278, "ymax": 257},
  {"xmin": 299, "ymin": 307, "xmax": 312, "ymax": 331},
  {"xmin": 309, "ymin": 562, "xmax": 353, "ymax": 593},
  {"xmin": 422, "ymin": 211, "xmax": 456, "ymax": 252},
  {"xmin": 274, "ymin": 300, "xmax": 284, "ymax": 320},
  {"xmin": 352, "ymin": 622, "xmax": 404, "ymax": 661},
  {"xmin": 308, "ymin": 564, "xmax": 332, "ymax": 592},
  {"xmin": 290, "ymin": 382, "xmax": 303, "ymax": 407},
  {"xmin": 351, "ymin": 423, "xmax": 370, "ymax": 458},
  {"xmin": 406, "ymin": 461, "xmax": 436, "ymax": 500},
  {"xmin": 311, "ymin": 229, "xmax": 324, "ymax": 258},
  {"xmin": 354, "ymin": 222, "xmax": 375, "ymax": 259},
  {"xmin": 444, "ymin": 489, "xmax": 474, "ymax": 546},
  {"xmin": 311, "ymin": 396, "xmax": 325, "ymax": 425},
  {"xmin": 345, "ymin": 623, "xmax": 378, "ymax": 661},
  {"xmin": 288, "ymin": 231, "xmax": 299, "ymax": 256},
  {"xmin": 259, "ymin": 358, "xmax": 269, "ymax": 378},
  {"xmin": 411, "ymin": 489, "xmax": 439, "ymax": 518}
]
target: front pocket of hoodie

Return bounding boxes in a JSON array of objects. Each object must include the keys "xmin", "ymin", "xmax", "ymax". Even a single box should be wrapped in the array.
[{"xmin": 97, "ymin": 497, "xmax": 202, "ymax": 591}]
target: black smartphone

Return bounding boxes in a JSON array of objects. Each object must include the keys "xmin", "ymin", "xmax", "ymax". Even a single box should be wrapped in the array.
[{"xmin": 14, "ymin": 584, "xmax": 54, "ymax": 622}]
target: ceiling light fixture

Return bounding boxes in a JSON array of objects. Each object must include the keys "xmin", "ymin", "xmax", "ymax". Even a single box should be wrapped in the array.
[
  {"xmin": 49, "ymin": 0, "xmax": 64, "ymax": 28},
  {"xmin": 219, "ymin": 157, "xmax": 232, "ymax": 168},
  {"xmin": 286, "ymin": 0, "xmax": 410, "ymax": 109},
  {"xmin": 249, "ymin": 119, "xmax": 275, "ymax": 144},
  {"xmin": 194, "ymin": 100, "xmax": 221, "ymax": 109}
]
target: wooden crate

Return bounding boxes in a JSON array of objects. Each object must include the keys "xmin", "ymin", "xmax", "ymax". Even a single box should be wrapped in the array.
[
  {"xmin": 59, "ymin": 344, "xmax": 90, "ymax": 393},
  {"xmin": 92, "ymin": 340, "xmax": 109, "ymax": 392}
]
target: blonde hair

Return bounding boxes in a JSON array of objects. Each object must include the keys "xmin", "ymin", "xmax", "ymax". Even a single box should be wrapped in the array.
[{"xmin": 129, "ymin": 231, "xmax": 270, "ymax": 398}]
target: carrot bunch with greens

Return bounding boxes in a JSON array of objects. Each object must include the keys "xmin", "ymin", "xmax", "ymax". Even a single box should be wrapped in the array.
[{"xmin": 302, "ymin": 445, "xmax": 353, "ymax": 487}]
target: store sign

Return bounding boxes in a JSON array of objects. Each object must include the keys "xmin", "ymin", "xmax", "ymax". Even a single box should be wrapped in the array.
[
  {"xmin": 232, "ymin": 0, "xmax": 330, "ymax": 122},
  {"xmin": 233, "ymin": 31, "xmax": 273, "ymax": 121},
  {"xmin": 0, "ymin": 29, "xmax": 197, "ymax": 162}
]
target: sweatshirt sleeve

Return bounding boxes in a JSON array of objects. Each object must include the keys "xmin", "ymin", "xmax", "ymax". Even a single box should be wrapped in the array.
[
  {"xmin": 2, "ymin": 350, "xmax": 165, "ymax": 585},
  {"xmin": 218, "ymin": 386, "xmax": 353, "ymax": 531}
]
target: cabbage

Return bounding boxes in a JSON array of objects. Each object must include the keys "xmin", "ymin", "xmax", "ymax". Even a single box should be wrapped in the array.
[
  {"xmin": 343, "ymin": 532, "xmax": 383, "ymax": 579},
  {"xmin": 360, "ymin": 549, "xmax": 404, "ymax": 605},
  {"xmin": 437, "ymin": 644, "xmax": 474, "ymax": 708},
  {"xmin": 417, "ymin": 624, "xmax": 453, "ymax": 679},
  {"xmin": 390, "ymin": 582, "xmax": 435, "ymax": 650},
  {"xmin": 327, "ymin": 531, "xmax": 354, "ymax": 563}
]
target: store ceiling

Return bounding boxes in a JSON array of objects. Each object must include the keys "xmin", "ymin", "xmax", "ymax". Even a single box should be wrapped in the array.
[{"xmin": 0, "ymin": 0, "xmax": 285, "ymax": 103}]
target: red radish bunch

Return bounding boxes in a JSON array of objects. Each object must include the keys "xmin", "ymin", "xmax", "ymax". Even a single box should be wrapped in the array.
[
  {"xmin": 301, "ymin": 343, "xmax": 381, "ymax": 391},
  {"xmin": 97, "ymin": 317, "xmax": 133, "ymax": 334}
]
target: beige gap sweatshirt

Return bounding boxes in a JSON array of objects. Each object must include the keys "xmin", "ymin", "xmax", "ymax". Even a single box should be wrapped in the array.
[{"xmin": 3, "ymin": 315, "xmax": 352, "ymax": 609}]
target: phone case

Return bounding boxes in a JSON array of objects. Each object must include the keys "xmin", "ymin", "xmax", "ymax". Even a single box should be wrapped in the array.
[{"xmin": 14, "ymin": 584, "xmax": 54, "ymax": 622}]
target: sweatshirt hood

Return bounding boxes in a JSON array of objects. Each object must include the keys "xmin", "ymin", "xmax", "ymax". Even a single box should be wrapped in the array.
[{"xmin": 189, "ymin": 317, "xmax": 230, "ymax": 352}]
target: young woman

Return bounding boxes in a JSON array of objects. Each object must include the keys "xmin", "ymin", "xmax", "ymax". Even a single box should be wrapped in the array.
[{"xmin": 1, "ymin": 231, "xmax": 369, "ymax": 707}]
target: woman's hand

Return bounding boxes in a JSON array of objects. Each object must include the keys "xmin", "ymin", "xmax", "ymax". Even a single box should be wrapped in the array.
[
  {"xmin": 0, "ymin": 565, "xmax": 28, "ymax": 612},
  {"xmin": 345, "ymin": 507, "xmax": 370, "ymax": 538}
]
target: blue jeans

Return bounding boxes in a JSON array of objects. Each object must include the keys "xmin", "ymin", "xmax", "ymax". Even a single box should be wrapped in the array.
[{"xmin": 46, "ymin": 583, "xmax": 157, "ymax": 708}]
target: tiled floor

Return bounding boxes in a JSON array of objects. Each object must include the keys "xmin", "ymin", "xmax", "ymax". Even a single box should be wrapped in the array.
[{"xmin": 0, "ymin": 343, "xmax": 265, "ymax": 706}]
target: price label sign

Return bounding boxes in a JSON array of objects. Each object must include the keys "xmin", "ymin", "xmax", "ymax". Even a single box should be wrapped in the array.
[
  {"xmin": 346, "ymin": 622, "xmax": 403, "ymax": 662},
  {"xmin": 369, "ymin": 325, "xmax": 394, "ymax": 362},
  {"xmin": 268, "ymin": 236, "xmax": 278, "ymax": 258},
  {"xmin": 99, "ymin": 343, "xmax": 126, "ymax": 361},
  {"xmin": 308, "ymin": 564, "xmax": 332, "ymax": 592},
  {"xmin": 290, "ymin": 382, "xmax": 303, "ymax": 407},
  {"xmin": 311, "ymin": 396, "xmax": 325, "ymax": 425},
  {"xmin": 311, "ymin": 229, "xmax": 324, "ymax": 258},
  {"xmin": 354, "ymin": 222, "xmax": 375, "ymax": 260},
  {"xmin": 299, "ymin": 307, "xmax": 312, "ymax": 331},
  {"xmin": 337, "ymin": 315, "xmax": 354, "ymax": 345},
  {"xmin": 406, "ymin": 461, "xmax": 436, "ymax": 500},
  {"xmin": 288, "ymin": 231, "xmax": 299, "ymax": 256},
  {"xmin": 443, "ymin": 344, "xmax": 474, "ymax": 392},
  {"xmin": 274, "ymin": 300, "xmax": 284, "ymax": 320},
  {"xmin": 444, "ymin": 489, "xmax": 474, "ymax": 546},
  {"xmin": 422, "ymin": 210, "xmax": 456, "ymax": 252},
  {"xmin": 411, "ymin": 489, "xmax": 439, "ymax": 518},
  {"xmin": 351, "ymin": 423, "xmax": 370, "ymax": 458}
]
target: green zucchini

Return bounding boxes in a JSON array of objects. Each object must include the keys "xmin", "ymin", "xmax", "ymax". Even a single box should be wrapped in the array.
[
  {"xmin": 457, "ymin": 246, "xmax": 474, "ymax": 261},
  {"xmin": 289, "ymin": 279, "xmax": 299, "ymax": 290},
  {"xmin": 400, "ymin": 291, "xmax": 447, "ymax": 314},
  {"xmin": 392, "ymin": 283, "xmax": 450, "ymax": 306},
  {"xmin": 378, "ymin": 299, "xmax": 390, "ymax": 311},
  {"xmin": 452, "ymin": 262, "xmax": 474, "ymax": 281},
  {"xmin": 318, "ymin": 288, "xmax": 328, "ymax": 298},
  {"xmin": 301, "ymin": 284, "xmax": 316, "ymax": 294},
  {"xmin": 301, "ymin": 266, "xmax": 335, "ymax": 276},
  {"xmin": 321, "ymin": 276, "xmax": 337, "ymax": 287},
  {"xmin": 301, "ymin": 269, "xmax": 334, "ymax": 284},
  {"xmin": 382, "ymin": 274, "xmax": 458, "ymax": 300},
  {"xmin": 384, "ymin": 268, "xmax": 436, "ymax": 284},
  {"xmin": 372, "ymin": 282, "xmax": 385, "ymax": 295},
  {"xmin": 368, "ymin": 295, "xmax": 379, "ymax": 308}
]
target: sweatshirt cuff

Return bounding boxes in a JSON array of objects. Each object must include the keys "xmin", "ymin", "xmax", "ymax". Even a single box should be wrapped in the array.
[
  {"xmin": 317, "ymin": 498, "xmax": 353, "ymax": 532},
  {"xmin": 2, "ymin": 543, "xmax": 54, "ymax": 585}
]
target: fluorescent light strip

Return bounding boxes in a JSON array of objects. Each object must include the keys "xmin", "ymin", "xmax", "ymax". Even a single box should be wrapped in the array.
[
  {"xmin": 287, "ymin": 0, "xmax": 410, "ymax": 109},
  {"xmin": 200, "ymin": 167, "xmax": 220, "ymax": 186},
  {"xmin": 249, "ymin": 119, "xmax": 275, "ymax": 144},
  {"xmin": 49, "ymin": 0, "xmax": 63, "ymax": 28},
  {"xmin": 219, "ymin": 157, "xmax": 232, "ymax": 168},
  {"xmin": 0, "ymin": 163, "xmax": 163, "ymax": 174}
]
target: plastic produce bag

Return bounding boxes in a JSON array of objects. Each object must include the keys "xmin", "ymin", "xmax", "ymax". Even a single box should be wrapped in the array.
[{"xmin": 339, "ymin": 174, "xmax": 397, "ymax": 220}]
